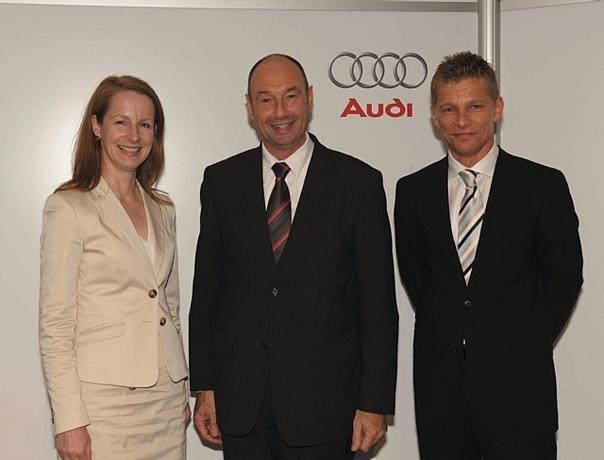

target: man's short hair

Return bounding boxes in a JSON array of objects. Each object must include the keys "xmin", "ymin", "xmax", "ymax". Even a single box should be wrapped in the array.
[
  {"xmin": 430, "ymin": 51, "xmax": 499, "ymax": 106},
  {"xmin": 247, "ymin": 53, "xmax": 309, "ymax": 95}
]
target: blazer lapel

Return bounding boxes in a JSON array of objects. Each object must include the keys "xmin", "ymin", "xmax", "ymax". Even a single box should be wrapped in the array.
[
  {"xmin": 143, "ymin": 191, "xmax": 166, "ymax": 279},
  {"xmin": 278, "ymin": 139, "xmax": 335, "ymax": 265},
  {"xmin": 236, "ymin": 148, "xmax": 275, "ymax": 269},
  {"xmin": 91, "ymin": 177, "xmax": 155, "ymax": 279}
]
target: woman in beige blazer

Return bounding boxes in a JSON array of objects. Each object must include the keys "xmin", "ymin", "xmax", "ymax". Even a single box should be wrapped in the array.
[{"xmin": 39, "ymin": 76, "xmax": 189, "ymax": 460}]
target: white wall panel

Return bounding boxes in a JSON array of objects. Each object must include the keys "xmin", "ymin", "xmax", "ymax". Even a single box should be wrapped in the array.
[
  {"xmin": 0, "ymin": 4, "xmax": 476, "ymax": 459},
  {"xmin": 501, "ymin": 3, "xmax": 604, "ymax": 458}
]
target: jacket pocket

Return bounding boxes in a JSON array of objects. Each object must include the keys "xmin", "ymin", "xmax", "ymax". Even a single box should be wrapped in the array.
[{"xmin": 76, "ymin": 321, "xmax": 125, "ymax": 346}]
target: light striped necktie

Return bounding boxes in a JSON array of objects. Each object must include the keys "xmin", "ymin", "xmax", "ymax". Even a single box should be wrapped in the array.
[
  {"xmin": 267, "ymin": 162, "xmax": 291, "ymax": 262},
  {"xmin": 457, "ymin": 169, "xmax": 484, "ymax": 284}
]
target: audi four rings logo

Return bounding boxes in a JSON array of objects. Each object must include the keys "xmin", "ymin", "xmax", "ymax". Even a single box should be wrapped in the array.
[{"xmin": 329, "ymin": 52, "xmax": 428, "ymax": 89}]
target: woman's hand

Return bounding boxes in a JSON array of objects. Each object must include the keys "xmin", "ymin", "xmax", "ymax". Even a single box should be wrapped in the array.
[
  {"xmin": 56, "ymin": 426, "xmax": 92, "ymax": 460},
  {"xmin": 184, "ymin": 402, "xmax": 192, "ymax": 425}
]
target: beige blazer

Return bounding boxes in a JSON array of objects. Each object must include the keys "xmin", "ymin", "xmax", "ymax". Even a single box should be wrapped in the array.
[{"xmin": 39, "ymin": 177, "xmax": 188, "ymax": 435}]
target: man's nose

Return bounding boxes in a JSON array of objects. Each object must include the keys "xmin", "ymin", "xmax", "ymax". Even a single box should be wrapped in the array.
[
  {"xmin": 455, "ymin": 110, "xmax": 470, "ymax": 127},
  {"xmin": 274, "ymin": 99, "xmax": 287, "ymax": 117}
]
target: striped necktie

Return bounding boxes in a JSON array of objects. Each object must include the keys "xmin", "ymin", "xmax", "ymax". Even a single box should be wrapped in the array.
[
  {"xmin": 267, "ymin": 162, "xmax": 291, "ymax": 262},
  {"xmin": 457, "ymin": 169, "xmax": 484, "ymax": 284}
]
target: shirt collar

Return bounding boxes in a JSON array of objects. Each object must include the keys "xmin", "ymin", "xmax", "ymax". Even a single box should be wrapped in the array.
[
  {"xmin": 448, "ymin": 139, "xmax": 499, "ymax": 179},
  {"xmin": 262, "ymin": 133, "xmax": 313, "ymax": 180}
]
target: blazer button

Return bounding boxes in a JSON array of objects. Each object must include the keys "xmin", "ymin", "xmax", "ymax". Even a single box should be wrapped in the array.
[
  {"xmin": 464, "ymin": 300, "xmax": 472, "ymax": 308},
  {"xmin": 159, "ymin": 317, "xmax": 167, "ymax": 326},
  {"xmin": 271, "ymin": 287, "xmax": 279, "ymax": 297},
  {"xmin": 260, "ymin": 342, "xmax": 269, "ymax": 350},
  {"xmin": 148, "ymin": 289, "xmax": 157, "ymax": 298}
]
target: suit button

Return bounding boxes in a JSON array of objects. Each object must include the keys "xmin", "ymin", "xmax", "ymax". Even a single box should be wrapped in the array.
[
  {"xmin": 464, "ymin": 300, "xmax": 472, "ymax": 308},
  {"xmin": 260, "ymin": 342, "xmax": 269, "ymax": 350},
  {"xmin": 271, "ymin": 287, "xmax": 279, "ymax": 297},
  {"xmin": 148, "ymin": 289, "xmax": 157, "ymax": 298},
  {"xmin": 453, "ymin": 347, "xmax": 459, "ymax": 354},
  {"xmin": 159, "ymin": 317, "xmax": 166, "ymax": 326}
]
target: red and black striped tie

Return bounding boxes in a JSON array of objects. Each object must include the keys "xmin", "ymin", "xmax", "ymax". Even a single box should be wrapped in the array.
[{"xmin": 267, "ymin": 162, "xmax": 291, "ymax": 262}]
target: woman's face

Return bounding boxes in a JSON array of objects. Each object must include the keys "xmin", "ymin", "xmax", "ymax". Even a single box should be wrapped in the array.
[{"xmin": 92, "ymin": 90, "xmax": 155, "ymax": 177}]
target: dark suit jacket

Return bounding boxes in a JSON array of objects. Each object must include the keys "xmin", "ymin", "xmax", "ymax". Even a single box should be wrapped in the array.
[
  {"xmin": 394, "ymin": 149, "xmax": 582, "ymax": 442},
  {"xmin": 189, "ymin": 134, "xmax": 398, "ymax": 446}
]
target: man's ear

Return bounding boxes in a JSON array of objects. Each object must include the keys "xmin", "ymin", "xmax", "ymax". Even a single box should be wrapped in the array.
[
  {"xmin": 430, "ymin": 107, "xmax": 441, "ymax": 130},
  {"xmin": 494, "ymin": 96, "xmax": 504, "ymax": 123},
  {"xmin": 245, "ymin": 94, "xmax": 254, "ymax": 123}
]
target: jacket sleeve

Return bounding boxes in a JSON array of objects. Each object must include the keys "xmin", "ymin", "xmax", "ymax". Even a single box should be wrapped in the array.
[
  {"xmin": 39, "ymin": 193, "xmax": 90, "ymax": 434},
  {"xmin": 164, "ymin": 205, "xmax": 181, "ymax": 332},
  {"xmin": 535, "ymin": 170, "xmax": 583, "ymax": 341},
  {"xmin": 394, "ymin": 178, "xmax": 426, "ymax": 310},
  {"xmin": 353, "ymin": 171, "xmax": 399, "ymax": 415},
  {"xmin": 189, "ymin": 168, "xmax": 224, "ymax": 391}
]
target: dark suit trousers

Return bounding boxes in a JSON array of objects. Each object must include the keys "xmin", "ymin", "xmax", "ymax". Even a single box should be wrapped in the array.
[
  {"xmin": 222, "ymin": 379, "xmax": 354, "ymax": 460},
  {"xmin": 417, "ymin": 353, "xmax": 556, "ymax": 460}
]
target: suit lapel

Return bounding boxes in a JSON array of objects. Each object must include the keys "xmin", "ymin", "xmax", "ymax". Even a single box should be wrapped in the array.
[
  {"xmin": 91, "ymin": 177, "xmax": 155, "ymax": 280},
  {"xmin": 278, "ymin": 140, "xmax": 335, "ymax": 265},
  {"xmin": 236, "ymin": 148, "xmax": 275, "ymax": 269},
  {"xmin": 242, "ymin": 137, "xmax": 336, "ymax": 267},
  {"xmin": 468, "ymin": 150, "xmax": 514, "ymax": 290},
  {"xmin": 430, "ymin": 158, "xmax": 467, "ymax": 287}
]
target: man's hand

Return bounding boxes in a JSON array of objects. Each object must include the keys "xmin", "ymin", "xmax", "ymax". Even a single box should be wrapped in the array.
[
  {"xmin": 351, "ymin": 410, "xmax": 387, "ymax": 453},
  {"xmin": 193, "ymin": 390, "xmax": 222, "ymax": 445},
  {"xmin": 56, "ymin": 426, "xmax": 92, "ymax": 460}
]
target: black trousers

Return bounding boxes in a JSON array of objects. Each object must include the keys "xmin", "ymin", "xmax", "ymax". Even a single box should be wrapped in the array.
[
  {"xmin": 221, "ymin": 381, "xmax": 354, "ymax": 460},
  {"xmin": 417, "ymin": 357, "xmax": 556, "ymax": 460}
]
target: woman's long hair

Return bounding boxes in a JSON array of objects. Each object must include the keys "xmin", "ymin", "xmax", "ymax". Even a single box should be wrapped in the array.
[{"xmin": 56, "ymin": 75, "xmax": 170, "ymax": 204}]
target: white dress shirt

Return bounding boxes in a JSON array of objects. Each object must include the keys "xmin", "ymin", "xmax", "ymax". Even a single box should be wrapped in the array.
[
  {"xmin": 262, "ymin": 133, "xmax": 314, "ymax": 218},
  {"xmin": 447, "ymin": 141, "xmax": 499, "ymax": 243}
]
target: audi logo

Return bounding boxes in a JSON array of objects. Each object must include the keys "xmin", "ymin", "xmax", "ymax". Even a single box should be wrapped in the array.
[{"xmin": 328, "ymin": 52, "xmax": 428, "ymax": 89}]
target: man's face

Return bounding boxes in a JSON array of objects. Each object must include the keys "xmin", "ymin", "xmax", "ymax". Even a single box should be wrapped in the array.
[
  {"xmin": 246, "ymin": 57, "xmax": 313, "ymax": 160},
  {"xmin": 431, "ymin": 77, "xmax": 503, "ymax": 167}
]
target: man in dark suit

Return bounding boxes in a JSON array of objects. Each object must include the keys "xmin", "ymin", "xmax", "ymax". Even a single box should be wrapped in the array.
[
  {"xmin": 189, "ymin": 54, "xmax": 398, "ymax": 459},
  {"xmin": 394, "ymin": 51, "xmax": 583, "ymax": 459}
]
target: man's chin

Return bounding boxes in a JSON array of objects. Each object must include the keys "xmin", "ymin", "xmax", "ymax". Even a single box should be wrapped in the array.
[{"xmin": 267, "ymin": 137, "xmax": 304, "ymax": 154}]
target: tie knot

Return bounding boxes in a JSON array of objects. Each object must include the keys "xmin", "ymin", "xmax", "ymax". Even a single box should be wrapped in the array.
[
  {"xmin": 272, "ymin": 162, "xmax": 291, "ymax": 180},
  {"xmin": 459, "ymin": 169, "xmax": 478, "ymax": 188}
]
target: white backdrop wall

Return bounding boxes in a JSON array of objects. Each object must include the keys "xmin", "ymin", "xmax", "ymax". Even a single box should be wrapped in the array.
[
  {"xmin": 0, "ymin": 3, "xmax": 475, "ymax": 459},
  {"xmin": 500, "ymin": 2, "xmax": 604, "ymax": 458},
  {"xmin": 0, "ymin": 2, "xmax": 601, "ymax": 459}
]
